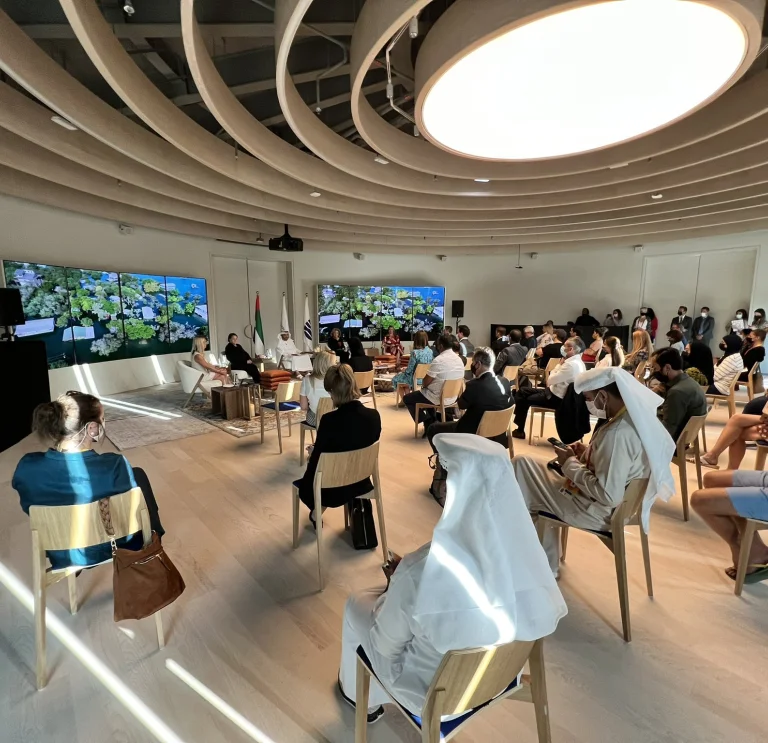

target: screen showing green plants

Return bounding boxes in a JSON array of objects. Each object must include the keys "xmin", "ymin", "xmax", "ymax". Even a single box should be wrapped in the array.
[
  {"xmin": 317, "ymin": 285, "xmax": 444, "ymax": 343},
  {"xmin": 3, "ymin": 261, "xmax": 207, "ymax": 369}
]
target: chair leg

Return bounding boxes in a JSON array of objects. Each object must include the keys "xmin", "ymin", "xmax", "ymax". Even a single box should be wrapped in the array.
[
  {"xmin": 529, "ymin": 640, "xmax": 552, "ymax": 743},
  {"xmin": 344, "ymin": 503, "xmax": 350, "ymax": 531},
  {"xmin": 355, "ymin": 656, "xmax": 371, "ymax": 743},
  {"xmin": 678, "ymin": 456, "xmax": 690, "ymax": 522},
  {"xmin": 728, "ymin": 397, "xmax": 736, "ymax": 418},
  {"xmin": 287, "ymin": 412, "xmax": 292, "ymax": 438},
  {"xmin": 414, "ymin": 405, "xmax": 421, "ymax": 438},
  {"xmin": 260, "ymin": 404, "xmax": 265, "ymax": 444},
  {"xmin": 32, "ymin": 532, "xmax": 47, "ymax": 691},
  {"xmin": 299, "ymin": 425, "xmax": 306, "ymax": 466},
  {"xmin": 374, "ymin": 495, "xmax": 389, "ymax": 564},
  {"xmin": 528, "ymin": 412, "xmax": 534, "ymax": 446},
  {"xmin": 613, "ymin": 533, "xmax": 632, "ymax": 642},
  {"xmin": 316, "ymin": 494, "xmax": 325, "ymax": 592},
  {"xmin": 67, "ymin": 572, "xmax": 78, "ymax": 615},
  {"xmin": 701, "ymin": 425, "xmax": 707, "ymax": 454},
  {"xmin": 183, "ymin": 390, "xmax": 196, "ymax": 409},
  {"xmin": 756, "ymin": 447, "xmax": 768, "ymax": 471},
  {"xmin": 276, "ymin": 411, "xmax": 283, "ymax": 454},
  {"xmin": 155, "ymin": 611, "xmax": 165, "ymax": 649},
  {"xmin": 694, "ymin": 440, "xmax": 703, "ymax": 490},
  {"xmin": 560, "ymin": 526, "xmax": 569, "ymax": 562},
  {"xmin": 735, "ymin": 520, "xmax": 758, "ymax": 596},
  {"xmin": 292, "ymin": 486, "xmax": 301, "ymax": 548},
  {"xmin": 371, "ymin": 386, "xmax": 378, "ymax": 410},
  {"xmin": 540, "ymin": 410, "xmax": 545, "ymax": 438},
  {"xmin": 639, "ymin": 526, "xmax": 653, "ymax": 598}
]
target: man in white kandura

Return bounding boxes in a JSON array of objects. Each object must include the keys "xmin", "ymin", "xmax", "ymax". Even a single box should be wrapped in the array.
[
  {"xmin": 338, "ymin": 434, "xmax": 567, "ymax": 724},
  {"xmin": 513, "ymin": 366, "xmax": 676, "ymax": 575},
  {"xmin": 276, "ymin": 331, "xmax": 300, "ymax": 368}
]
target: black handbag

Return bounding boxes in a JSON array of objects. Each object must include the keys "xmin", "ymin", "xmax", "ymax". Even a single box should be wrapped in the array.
[{"xmin": 349, "ymin": 498, "xmax": 378, "ymax": 550}]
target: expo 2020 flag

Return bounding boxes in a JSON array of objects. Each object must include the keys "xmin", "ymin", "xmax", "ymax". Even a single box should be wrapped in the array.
[
  {"xmin": 253, "ymin": 293, "xmax": 265, "ymax": 355},
  {"xmin": 303, "ymin": 294, "xmax": 313, "ymax": 352}
]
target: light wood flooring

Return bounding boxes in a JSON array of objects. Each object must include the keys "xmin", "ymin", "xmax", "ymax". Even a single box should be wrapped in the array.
[{"xmin": 1, "ymin": 391, "xmax": 767, "ymax": 743}]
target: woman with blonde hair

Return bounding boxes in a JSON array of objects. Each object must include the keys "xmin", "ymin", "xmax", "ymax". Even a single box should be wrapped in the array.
[
  {"xmin": 190, "ymin": 335, "xmax": 230, "ymax": 384},
  {"xmin": 596, "ymin": 335, "xmax": 625, "ymax": 368},
  {"xmin": 300, "ymin": 350, "xmax": 334, "ymax": 427},
  {"xmin": 622, "ymin": 329, "xmax": 654, "ymax": 373},
  {"xmin": 297, "ymin": 365, "xmax": 381, "ymax": 526}
]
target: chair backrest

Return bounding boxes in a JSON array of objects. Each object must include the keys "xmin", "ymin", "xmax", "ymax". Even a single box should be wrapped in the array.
[
  {"xmin": 206, "ymin": 351, "xmax": 219, "ymax": 366},
  {"xmin": 525, "ymin": 348, "xmax": 536, "ymax": 360},
  {"xmin": 29, "ymin": 488, "xmax": 150, "ymax": 551},
  {"xmin": 314, "ymin": 440, "xmax": 379, "ymax": 489},
  {"xmin": 676, "ymin": 414, "xmax": 707, "ymax": 451},
  {"xmin": 545, "ymin": 358, "xmax": 559, "ymax": 372},
  {"xmin": 464, "ymin": 357, "xmax": 472, "ymax": 370},
  {"xmin": 634, "ymin": 361, "xmax": 647, "ymax": 381},
  {"xmin": 502, "ymin": 365, "xmax": 519, "ymax": 382},
  {"xmin": 354, "ymin": 370, "xmax": 374, "ymax": 390},
  {"xmin": 440, "ymin": 377, "xmax": 465, "ymax": 402},
  {"xmin": 611, "ymin": 478, "xmax": 650, "ymax": 530},
  {"xmin": 426, "ymin": 641, "xmax": 535, "ymax": 716},
  {"xmin": 314, "ymin": 395, "xmax": 334, "ymax": 428},
  {"xmin": 476, "ymin": 406, "xmax": 515, "ymax": 439},
  {"xmin": 276, "ymin": 380, "xmax": 301, "ymax": 403},
  {"xmin": 414, "ymin": 363, "xmax": 431, "ymax": 388},
  {"xmin": 177, "ymin": 360, "xmax": 203, "ymax": 393},
  {"xmin": 365, "ymin": 348, "xmax": 378, "ymax": 357}
]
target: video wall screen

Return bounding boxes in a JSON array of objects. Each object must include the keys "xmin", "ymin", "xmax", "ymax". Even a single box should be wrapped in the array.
[
  {"xmin": 317, "ymin": 285, "xmax": 445, "ymax": 343},
  {"xmin": 3, "ymin": 261, "xmax": 207, "ymax": 369}
]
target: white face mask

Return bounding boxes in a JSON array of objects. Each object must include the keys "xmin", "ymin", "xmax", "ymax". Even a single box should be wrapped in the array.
[
  {"xmin": 560, "ymin": 345, "xmax": 568, "ymax": 357},
  {"xmin": 585, "ymin": 394, "xmax": 607, "ymax": 419},
  {"xmin": 736, "ymin": 313, "xmax": 743, "ymax": 319},
  {"xmin": 700, "ymin": 312, "xmax": 708, "ymax": 318}
]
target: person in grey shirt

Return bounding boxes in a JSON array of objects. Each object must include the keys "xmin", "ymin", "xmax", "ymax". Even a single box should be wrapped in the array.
[
  {"xmin": 494, "ymin": 329, "xmax": 530, "ymax": 374},
  {"xmin": 456, "ymin": 324, "xmax": 474, "ymax": 357}
]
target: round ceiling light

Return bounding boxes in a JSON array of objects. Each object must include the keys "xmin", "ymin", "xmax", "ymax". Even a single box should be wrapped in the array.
[{"xmin": 416, "ymin": 0, "xmax": 754, "ymax": 161}]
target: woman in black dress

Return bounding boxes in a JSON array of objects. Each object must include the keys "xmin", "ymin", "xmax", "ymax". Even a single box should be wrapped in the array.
[
  {"xmin": 223, "ymin": 333, "xmax": 261, "ymax": 382},
  {"xmin": 327, "ymin": 327, "xmax": 349, "ymax": 364}
]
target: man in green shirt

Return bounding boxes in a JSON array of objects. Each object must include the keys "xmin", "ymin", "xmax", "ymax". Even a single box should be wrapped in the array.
[{"xmin": 651, "ymin": 348, "xmax": 708, "ymax": 442}]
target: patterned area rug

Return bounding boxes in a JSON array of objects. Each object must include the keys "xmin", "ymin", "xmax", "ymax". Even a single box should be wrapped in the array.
[
  {"xmin": 183, "ymin": 402, "xmax": 306, "ymax": 439},
  {"xmin": 106, "ymin": 412, "xmax": 214, "ymax": 451}
]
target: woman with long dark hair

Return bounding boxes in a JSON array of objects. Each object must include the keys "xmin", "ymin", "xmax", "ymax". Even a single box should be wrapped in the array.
[
  {"xmin": 683, "ymin": 340, "xmax": 715, "ymax": 386},
  {"xmin": 707, "ymin": 335, "xmax": 745, "ymax": 395}
]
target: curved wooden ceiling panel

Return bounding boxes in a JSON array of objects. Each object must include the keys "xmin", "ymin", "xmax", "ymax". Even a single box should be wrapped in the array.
[{"xmin": 0, "ymin": 0, "xmax": 764, "ymax": 252}]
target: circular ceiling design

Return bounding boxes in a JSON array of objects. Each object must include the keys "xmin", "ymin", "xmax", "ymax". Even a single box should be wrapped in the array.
[
  {"xmin": 0, "ymin": 0, "xmax": 765, "ymax": 254},
  {"xmin": 418, "ymin": 0, "xmax": 748, "ymax": 160}
]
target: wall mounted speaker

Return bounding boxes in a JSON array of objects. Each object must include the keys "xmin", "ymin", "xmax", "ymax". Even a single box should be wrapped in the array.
[{"xmin": 451, "ymin": 300, "xmax": 465, "ymax": 318}]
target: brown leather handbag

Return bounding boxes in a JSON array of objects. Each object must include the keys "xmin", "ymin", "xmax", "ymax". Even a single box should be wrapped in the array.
[{"xmin": 99, "ymin": 498, "xmax": 185, "ymax": 621}]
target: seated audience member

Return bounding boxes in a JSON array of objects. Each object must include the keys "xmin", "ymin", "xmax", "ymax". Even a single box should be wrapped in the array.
[
  {"xmin": 512, "ymin": 336, "xmax": 586, "ymax": 439},
  {"xmin": 740, "ymin": 328, "xmax": 766, "ymax": 382},
  {"xmin": 700, "ymin": 396, "xmax": 768, "ymax": 470},
  {"xmin": 752, "ymin": 307, "xmax": 768, "ymax": 331},
  {"xmin": 224, "ymin": 332, "xmax": 261, "ymax": 383},
  {"xmin": 513, "ymin": 367, "xmax": 674, "ymax": 574},
  {"xmin": 300, "ymin": 351, "xmax": 334, "ymax": 427},
  {"xmin": 13, "ymin": 392, "xmax": 165, "ymax": 570},
  {"xmin": 346, "ymin": 337, "xmax": 374, "ymax": 393},
  {"xmin": 622, "ymin": 329, "xmax": 654, "ymax": 374},
  {"xmin": 567, "ymin": 325, "xmax": 580, "ymax": 340},
  {"xmin": 582, "ymin": 326, "xmax": 605, "ymax": 364},
  {"xmin": 523, "ymin": 324, "xmax": 538, "ymax": 350},
  {"xmin": 536, "ymin": 322, "xmax": 555, "ymax": 348},
  {"xmin": 604, "ymin": 309, "xmax": 623, "ymax": 327},
  {"xmin": 391, "ymin": 330, "xmax": 433, "ymax": 391},
  {"xmin": 382, "ymin": 326, "xmax": 404, "ymax": 360},
  {"xmin": 456, "ymin": 325, "xmax": 474, "ymax": 357},
  {"xmin": 596, "ymin": 335, "xmax": 625, "ymax": 369},
  {"xmin": 535, "ymin": 327, "xmax": 567, "ymax": 368},
  {"xmin": 666, "ymin": 328, "xmax": 685, "ymax": 354},
  {"xmin": 707, "ymin": 334, "xmax": 745, "ymax": 395},
  {"xmin": 276, "ymin": 331, "xmax": 300, "ymax": 366},
  {"xmin": 297, "ymin": 365, "xmax": 381, "ymax": 526},
  {"xmin": 327, "ymin": 327, "xmax": 349, "ymax": 364},
  {"xmin": 492, "ymin": 326, "xmax": 509, "ymax": 353},
  {"xmin": 404, "ymin": 334, "xmax": 465, "ymax": 432},
  {"xmin": 191, "ymin": 335, "xmax": 230, "ymax": 384},
  {"xmin": 683, "ymin": 340, "xmax": 715, "ymax": 386},
  {"xmin": 671, "ymin": 305, "xmax": 693, "ymax": 343},
  {"xmin": 574, "ymin": 308, "xmax": 599, "ymax": 326},
  {"xmin": 728, "ymin": 308, "xmax": 749, "ymax": 334},
  {"xmin": 650, "ymin": 348, "xmax": 708, "ymax": 442},
  {"xmin": 493, "ymin": 329, "xmax": 528, "ymax": 374},
  {"xmin": 338, "ymin": 434, "xmax": 567, "ymax": 722},
  {"xmin": 691, "ymin": 469, "xmax": 768, "ymax": 585}
]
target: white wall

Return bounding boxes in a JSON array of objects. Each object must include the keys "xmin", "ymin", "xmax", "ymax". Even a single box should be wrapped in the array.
[{"xmin": 2, "ymin": 194, "xmax": 768, "ymax": 393}]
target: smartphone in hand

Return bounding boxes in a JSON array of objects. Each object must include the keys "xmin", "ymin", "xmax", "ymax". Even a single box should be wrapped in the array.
[{"xmin": 547, "ymin": 436, "xmax": 565, "ymax": 449}]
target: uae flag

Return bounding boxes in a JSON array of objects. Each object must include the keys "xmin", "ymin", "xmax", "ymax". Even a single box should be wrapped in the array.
[
  {"xmin": 303, "ymin": 294, "xmax": 313, "ymax": 351},
  {"xmin": 253, "ymin": 293, "xmax": 265, "ymax": 355}
]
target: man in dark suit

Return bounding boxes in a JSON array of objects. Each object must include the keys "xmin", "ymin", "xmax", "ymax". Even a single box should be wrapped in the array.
[
  {"xmin": 670, "ymin": 305, "xmax": 693, "ymax": 343},
  {"xmin": 691, "ymin": 306, "xmax": 715, "ymax": 344}
]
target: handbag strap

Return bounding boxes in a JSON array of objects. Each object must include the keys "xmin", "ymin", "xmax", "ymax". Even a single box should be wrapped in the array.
[{"xmin": 98, "ymin": 497, "xmax": 118, "ymax": 555}]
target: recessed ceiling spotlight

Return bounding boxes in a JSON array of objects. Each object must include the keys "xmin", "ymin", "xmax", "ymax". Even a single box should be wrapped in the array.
[
  {"xmin": 51, "ymin": 115, "xmax": 78, "ymax": 131},
  {"xmin": 651, "ymin": 192, "xmax": 664, "ymax": 200},
  {"xmin": 474, "ymin": 178, "xmax": 490, "ymax": 183},
  {"xmin": 123, "ymin": 0, "xmax": 135, "ymax": 16},
  {"xmin": 309, "ymin": 190, "xmax": 322, "ymax": 198},
  {"xmin": 374, "ymin": 155, "xmax": 390, "ymax": 165}
]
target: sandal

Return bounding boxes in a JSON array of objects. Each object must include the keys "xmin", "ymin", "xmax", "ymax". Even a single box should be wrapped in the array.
[
  {"xmin": 699, "ymin": 456, "xmax": 719, "ymax": 470},
  {"xmin": 744, "ymin": 564, "xmax": 768, "ymax": 585}
]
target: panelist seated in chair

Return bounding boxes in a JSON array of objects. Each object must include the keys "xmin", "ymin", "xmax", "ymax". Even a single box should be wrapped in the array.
[
  {"xmin": 191, "ymin": 335, "xmax": 230, "ymax": 384},
  {"xmin": 276, "ymin": 331, "xmax": 301, "ymax": 367},
  {"xmin": 511, "ymin": 336, "xmax": 586, "ymax": 439},
  {"xmin": 223, "ymin": 332, "xmax": 261, "ymax": 383},
  {"xmin": 12, "ymin": 392, "xmax": 165, "ymax": 570},
  {"xmin": 297, "ymin": 365, "xmax": 381, "ymax": 527},
  {"xmin": 513, "ymin": 367, "xmax": 674, "ymax": 576},
  {"xmin": 338, "ymin": 434, "xmax": 567, "ymax": 724}
]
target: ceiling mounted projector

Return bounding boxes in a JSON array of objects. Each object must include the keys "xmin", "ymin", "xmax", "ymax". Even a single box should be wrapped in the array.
[{"xmin": 269, "ymin": 225, "xmax": 304, "ymax": 252}]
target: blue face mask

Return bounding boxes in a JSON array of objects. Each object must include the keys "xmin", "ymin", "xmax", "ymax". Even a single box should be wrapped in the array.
[{"xmin": 560, "ymin": 345, "xmax": 568, "ymax": 357}]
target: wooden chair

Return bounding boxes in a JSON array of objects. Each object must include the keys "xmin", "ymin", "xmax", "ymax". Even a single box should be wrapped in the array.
[
  {"xmin": 476, "ymin": 406, "xmax": 516, "ymax": 457},
  {"xmin": 502, "ymin": 365, "xmax": 519, "ymax": 385},
  {"xmin": 414, "ymin": 378, "xmax": 465, "ymax": 438},
  {"xmin": 177, "ymin": 360, "xmax": 222, "ymax": 408},
  {"xmin": 396, "ymin": 362, "xmax": 430, "ymax": 408},
  {"xmin": 634, "ymin": 361, "xmax": 648, "ymax": 382},
  {"xmin": 536, "ymin": 478, "xmax": 651, "ymax": 642},
  {"xmin": 735, "ymin": 518, "xmax": 768, "ymax": 596},
  {"xmin": 364, "ymin": 347, "xmax": 378, "ymax": 357},
  {"xmin": 355, "ymin": 638, "xmax": 552, "ymax": 743},
  {"xmin": 533, "ymin": 358, "xmax": 560, "ymax": 388},
  {"xmin": 706, "ymin": 371, "xmax": 742, "ymax": 419},
  {"xmin": 354, "ymin": 370, "xmax": 377, "ymax": 410},
  {"xmin": 260, "ymin": 380, "xmax": 301, "ymax": 454},
  {"xmin": 464, "ymin": 357, "xmax": 472, "ymax": 371},
  {"xmin": 298, "ymin": 396, "xmax": 335, "ymax": 465},
  {"xmin": 734, "ymin": 361, "xmax": 763, "ymax": 401},
  {"xmin": 671, "ymin": 414, "xmax": 707, "ymax": 521},
  {"xmin": 291, "ymin": 442, "xmax": 388, "ymax": 591},
  {"xmin": 755, "ymin": 442, "xmax": 768, "ymax": 470},
  {"xmin": 528, "ymin": 406, "xmax": 556, "ymax": 446},
  {"xmin": 29, "ymin": 488, "xmax": 165, "ymax": 690}
]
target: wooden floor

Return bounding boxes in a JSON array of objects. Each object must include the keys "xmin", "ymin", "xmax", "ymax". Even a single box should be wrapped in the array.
[{"xmin": 1, "ymin": 390, "xmax": 767, "ymax": 743}]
